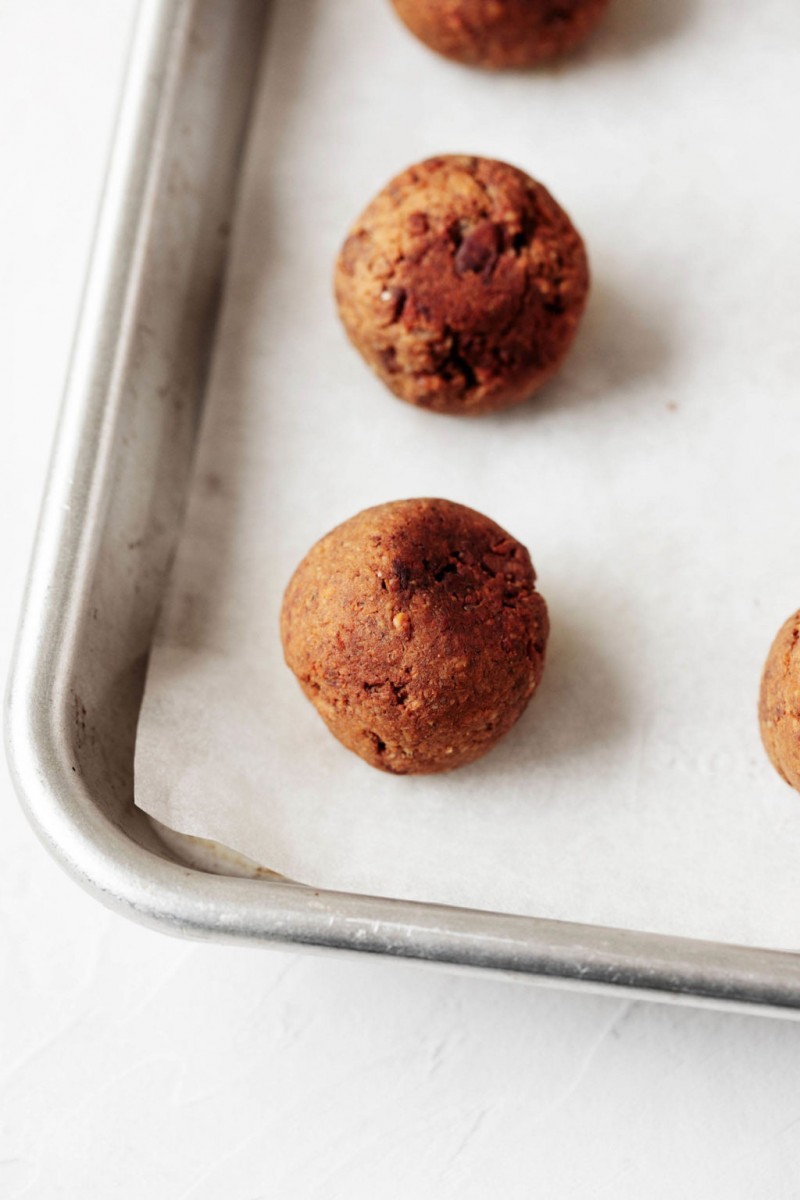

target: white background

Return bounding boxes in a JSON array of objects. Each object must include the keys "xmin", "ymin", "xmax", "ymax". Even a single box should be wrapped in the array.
[{"xmin": 4, "ymin": 3, "xmax": 800, "ymax": 1197}]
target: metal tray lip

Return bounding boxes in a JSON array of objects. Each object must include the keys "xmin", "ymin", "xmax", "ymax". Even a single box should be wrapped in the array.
[
  {"xmin": 7, "ymin": 0, "xmax": 800, "ymax": 1016},
  {"xmin": 10, "ymin": 717, "xmax": 800, "ymax": 1019}
]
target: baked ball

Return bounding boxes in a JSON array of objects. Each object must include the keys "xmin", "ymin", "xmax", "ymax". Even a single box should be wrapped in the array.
[
  {"xmin": 759, "ymin": 610, "xmax": 800, "ymax": 791},
  {"xmin": 334, "ymin": 155, "xmax": 588, "ymax": 415},
  {"xmin": 281, "ymin": 498, "xmax": 549, "ymax": 774},
  {"xmin": 391, "ymin": 0, "xmax": 610, "ymax": 69}
]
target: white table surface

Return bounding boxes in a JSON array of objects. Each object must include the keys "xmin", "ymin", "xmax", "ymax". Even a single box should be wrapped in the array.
[{"xmin": 3, "ymin": 4, "xmax": 800, "ymax": 1197}]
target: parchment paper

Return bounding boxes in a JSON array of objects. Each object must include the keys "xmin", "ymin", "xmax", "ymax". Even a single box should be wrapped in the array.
[{"xmin": 134, "ymin": 0, "xmax": 800, "ymax": 948}]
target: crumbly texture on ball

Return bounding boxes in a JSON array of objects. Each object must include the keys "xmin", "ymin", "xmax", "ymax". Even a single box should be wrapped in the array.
[
  {"xmin": 281, "ymin": 499, "xmax": 549, "ymax": 775},
  {"xmin": 391, "ymin": 0, "xmax": 610, "ymax": 68},
  {"xmin": 334, "ymin": 155, "xmax": 588, "ymax": 415},
  {"xmin": 759, "ymin": 610, "xmax": 800, "ymax": 791}
]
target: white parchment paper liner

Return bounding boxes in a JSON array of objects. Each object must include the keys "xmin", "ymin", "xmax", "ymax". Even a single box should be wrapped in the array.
[{"xmin": 135, "ymin": 0, "xmax": 800, "ymax": 948}]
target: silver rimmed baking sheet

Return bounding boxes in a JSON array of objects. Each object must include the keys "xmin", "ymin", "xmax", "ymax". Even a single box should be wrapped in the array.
[{"xmin": 9, "ymin": 0, "xmax": 800, "ymax": 1017}]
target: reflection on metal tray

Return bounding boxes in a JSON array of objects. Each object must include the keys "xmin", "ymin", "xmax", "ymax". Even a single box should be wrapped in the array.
[{"xmin": 7, "ymin": 0, "xmax": 800, "ymax": 1017}]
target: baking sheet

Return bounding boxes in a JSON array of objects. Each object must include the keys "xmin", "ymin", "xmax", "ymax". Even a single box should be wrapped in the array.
[{"xmin": 134, "ymin": 0, "xmax": 800, "ymax": 949}]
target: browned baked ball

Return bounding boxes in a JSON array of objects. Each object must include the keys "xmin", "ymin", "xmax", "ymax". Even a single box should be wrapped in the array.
[
  {"xmin": 280, "ymin": 498, "xmax": 549, "ymax": 774},
  {"xmin": 334, "ymin": 155, "xmax": 589, "ymax": 416},
  {"xmin": 759, "ymin": 609, "xmax": 800, "ymax": 791},
  {"xmin": 391, "ymin": 0, "xmax": 610, "ymax": 69}
]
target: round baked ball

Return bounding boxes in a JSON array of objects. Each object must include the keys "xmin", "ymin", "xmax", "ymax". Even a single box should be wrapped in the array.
[
  {"xmin": 334, "ymin": 155, "xmax": 589, "ymax": 415},
  {"xmin": 391, "ymin": 0, "xmax": 610, "ymax": 69},
  {"xmin": 281, "ymin": 498, "xmax": 549, "ymax": 774},
  {"xmin": 759, "ymin": 609, "xmax": 800, "ymax": 791}
]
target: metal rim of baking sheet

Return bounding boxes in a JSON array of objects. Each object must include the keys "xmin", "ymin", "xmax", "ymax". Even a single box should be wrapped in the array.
[{"xmin": 6, "ymin": 0, "xmax": 800, "ymax": 1018}]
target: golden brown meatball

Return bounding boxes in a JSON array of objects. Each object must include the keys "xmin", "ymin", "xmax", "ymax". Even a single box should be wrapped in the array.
[
  {"xmin": 335, "ymin": 156, "xmax": 589, "ymax": 416},
  {"xmin": 391, "ymin": 0, "xmax": 610, "ymax": 69},
  {"xmin": 281, "ymin": 498, "xmax": 549, "ymax": 774},
  {"xmin": 759, "ymin": 609, "xmax": 800, "ymax": 791}
]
